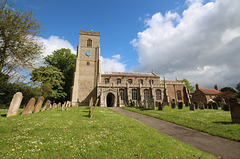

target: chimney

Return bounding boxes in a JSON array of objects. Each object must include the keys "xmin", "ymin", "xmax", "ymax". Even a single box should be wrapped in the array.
[
  {"xmin": 195, "ymin": 83, "xmax": 199, "ymax": 90},
  {"xmin": 214, "ymin": 84, "xmax": 218, "ymax": 90}
]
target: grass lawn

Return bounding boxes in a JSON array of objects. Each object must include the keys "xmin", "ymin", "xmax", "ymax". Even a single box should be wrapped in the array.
[
  {"xmin": 122, "ymin": 106, "xmax": 240, "ymax": 141},
  {"xmin": 0, "ymin": 107, "xmax": 216, "ymax": 159}
]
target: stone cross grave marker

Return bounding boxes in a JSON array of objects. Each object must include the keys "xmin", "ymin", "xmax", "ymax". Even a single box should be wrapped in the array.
[{"xmin": 6, "ymin": 92, "xmax": 23, "ymax": 117}]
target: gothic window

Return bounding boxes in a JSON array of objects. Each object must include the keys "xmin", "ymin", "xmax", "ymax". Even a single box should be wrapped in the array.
[
  {"xmin": 128, "ymin": 79, "xmax": 132, "ymax": 84},
  {"xmin": 105, "ymin": 78, "xmax": 110, "ymax": 84},
  {"xmin": 177, "ymin": 90, "xmax": 182, "ymax": 100},
  {"xmin": 132, "ymin": 89, "xmax": 137, "ymax": 100},
  {"xmin": 87, "ymin": 39, "xmax": 92, "ymax": 47},
  {"xmin": 117, "ymin": 78, "xmax": 121, "ymax": 84},
  {"xmin": 144, "ymin": 89, "xmax": 150, "ymax": 100},
  {"xmin": 120, "ymin": 89, "xmax": 125, "ymax": 101},
  {"xmin": 156, "ymin": 89, "xmax": 161, "ymax": 100},
  {"xmin": 140, "ymin": 79, "xmax": 143, "ymax": 85}
]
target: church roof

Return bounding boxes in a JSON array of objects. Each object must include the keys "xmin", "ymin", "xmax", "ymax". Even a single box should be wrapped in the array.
[
  {"xmin": 102, "ymin": 72, "xmax": 159, "ymax": 77},
  {"xmin": 200, "ymin": 88, "xmax": 221, "ymax": 95}
]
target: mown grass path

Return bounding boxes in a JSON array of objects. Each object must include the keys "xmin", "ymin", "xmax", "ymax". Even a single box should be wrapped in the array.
[
  {"xmin": 112, "ymin": 107, "xmax": 240, "ymax": 159},
  {"xmin": 122, "ymin": 106, "xmax": 240, "ymax": 141},
  {"xmin": 0, "ymin": 107, "xmax": 216, "ymax": 159}
]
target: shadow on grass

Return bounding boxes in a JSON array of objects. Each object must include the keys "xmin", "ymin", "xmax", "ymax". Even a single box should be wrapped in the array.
[
  {"xmin": 1, "ymin": 114, "xmax": 6, "ymax": 117},
  {"xmin": 213, "ymin": 121, "xmax": 240, "ymax": 125}
]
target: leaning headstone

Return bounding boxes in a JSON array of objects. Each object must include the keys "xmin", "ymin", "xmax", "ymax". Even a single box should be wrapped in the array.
[
  {"xmin": 6, "ymin": 92, "xmax": 23, "ymax": 117},
  {"xmin": 198, "ymin": 102, "xmax": 204, "ymax": 110},
  {"xmin": 190, "ymin": 103, "xmax": 195, "ymax": 111},
  {"xmin": 204, "ymin": 103, "xmax": 208, "ymax": 109},
  {"xmin": 178, "ymin": 102, "xmax": 183, "ymax": 109},
  {"xmin": 42, "ymin": 100, "xmax": 51, "ymax": 112},
  {"xmin": 33, "ymin": 96, "xmax": 44, "ymax": 113},
  {"xmin": 171, "ymin": 102, "xmax": 176, "ymax": 109},
  {"xmin": 22, "ymin": 98, "xmax": 36, "ymax": 115},
  {"xmin": 212, "ymin": 102, "xmax": 218, "ymax": 110}
]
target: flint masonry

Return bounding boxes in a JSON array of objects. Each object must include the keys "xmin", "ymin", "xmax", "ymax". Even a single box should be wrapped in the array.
[{"xmin": 71, "ymin": 30, "xmax": 190, "ymax": 107}]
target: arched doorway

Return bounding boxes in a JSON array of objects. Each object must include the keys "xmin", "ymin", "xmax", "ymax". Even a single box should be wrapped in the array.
[{"xmin": 107, "ymin": 93, "xmax": 115, "ymax": 107}]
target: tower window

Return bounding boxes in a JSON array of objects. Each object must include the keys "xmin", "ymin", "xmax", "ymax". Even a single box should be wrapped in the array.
[
  {"xmin": 105, "ymin": 78, "xmax": 110, "ymax": 84},
  {"xmin": 87, "ymin": 39, "xmax": 92, "ymax": 47},
  {"xmin": 117, "ymin": 78, "xmax": 121, "ymax": 84},
  {"xmin": 144, "ymin": 89, "xmax": 150, "ymax": 100},
  {"xmin": 120, "ymin": 89, "xmax": 125, "ymax": 100},
  {"xmin": 128, "ymin": 79, "xmax": 132, "ymax": 84},
  {"xmin": 177, "ymin": 90, "xmax": 182, "ymax": 100},
  {"xmin": 132, "ymin": 89, "xmax": 138, "ymax": 100},
  {"xmin": 87, "ymin": 62, "xmax": 90, "ymax": 66}
]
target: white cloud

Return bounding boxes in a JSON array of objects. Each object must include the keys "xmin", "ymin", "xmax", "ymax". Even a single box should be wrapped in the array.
[
  {"xmin": 101, "ymin": 55, "xmax": 126, "ymax": 72},
  {"xmin": 38, "ymin": 36, "xmax": 76, "ymax": 57},
  {"xmin": 131, "ymin": 0, "xmax": 240, "ymax": 88}
]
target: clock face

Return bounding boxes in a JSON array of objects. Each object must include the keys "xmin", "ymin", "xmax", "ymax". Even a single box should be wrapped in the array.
[{"xmin": 85, "ymin": 51, "xmax": 91, "ymax": 56}]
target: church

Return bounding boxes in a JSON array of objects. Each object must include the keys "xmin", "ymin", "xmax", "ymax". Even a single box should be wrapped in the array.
[{"xmin": 71, "ymin": 30, "xmax": 190, "ymax": 107}]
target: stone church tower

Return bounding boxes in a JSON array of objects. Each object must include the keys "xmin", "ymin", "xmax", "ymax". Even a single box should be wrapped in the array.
[{"xmin": 71, "ymin": 30, "xmax": 101, "ymax": 107}]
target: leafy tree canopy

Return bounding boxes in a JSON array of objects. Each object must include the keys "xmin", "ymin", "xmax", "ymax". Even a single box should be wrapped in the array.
[
  {"xmin": 0, "ymin": 0, "xmax": 43, "ymax": 75},
  {"xmin": 180, "ymin": 79, "xmax": 195, "ymax": 93},
  {"xmin": 236, "ymin": 83, "xmax": 240, "ymax": 92},
  {"xmin": 220, "ymin": 87, "xmax": 237, "ymax": 93},
  {"xmin": 44, "ymin": 48, "xmax": 76, "ymax": 100},
  {"xmin": 30, "ymin": 66, "xmax": 66, "ymax": 101}
]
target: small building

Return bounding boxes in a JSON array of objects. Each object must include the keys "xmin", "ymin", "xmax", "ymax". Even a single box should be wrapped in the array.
[{"xmin": 192, "ymin": 84, "xmax": 221, "ymax": 104}]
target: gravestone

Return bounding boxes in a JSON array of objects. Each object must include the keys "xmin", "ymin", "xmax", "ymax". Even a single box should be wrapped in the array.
[
  {"xmin": 158, "ymin": 102, "xmax": 163, "ymax": 111},
  {"xmin": 52, "ymin": 103, "xmax": 57, "ymax": 109},
  {"xmin": 49, "ymin": 104, "xmax": 52, "ymax": 109},
  {"xmin": 194, "ymin": 102, "xmax": 198, "ymax": 109},
  {"xmin": 230, "ymin": 101, "xmax": 240, "ymax": 123},
  {"xmin": 143, "ymin": 100, "xmax": 147, "ymax": 109},
  {"xmin": 190, "ymin": 103, "xmax": 195, "ymax": 111},
  {"xmin": 42, "ymin": 100, "xmax": 51, "ymax": 111},
  {"xmin": 198, "ymin": 102, "xmax": 204, "ymax": 110},
  {"xmin": 139, "ymin": 101, "xmax": 143, "ymax": 108},
  {"xmin": 207, "ymin": 103, "xmax": 212, "ymax": 109},
  {"xmin": 89, "ymin": 97, "xmax": 93, "ymax": 107},
  {"xmin": 148, "ymin": 99, "xmax": 155, "ymax": 110},
  {"xmin": 57, "ymin": 102, "xmax": 61, "ymax": 108},
  {"xmin": 22, "ymin": 98, "xmax": 36, "ymax": 115},
  {"xmin": 212, "ymin": 102, "xmax": 218, "ymax": 110},
  {"xmin": 171, "ymin": 99, "xmax": 176, "ymax": 109},
  {"xmin": 178, "ymin": 102, "xmax": 183, "ymax": 109},
  {"xmin": 33, "ymin": 96, "xmax": 44, "ymax": 113},
  {"xmin": 204, "ymin": 103, "xmax": 208, "ymax": 109},
  {"xmin": 6, "ymin": 92, "xmax": 23, "ymax": 117},
  {"xmin": 222, "ymin": 104, "xmax": 230, "ymax": 111}
]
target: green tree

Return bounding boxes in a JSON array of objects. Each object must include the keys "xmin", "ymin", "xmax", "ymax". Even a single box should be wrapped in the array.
[
  {"xmin": 220, "ymin": 87, "xmax": 237, "ymax": 93},
  {"xmin": 180, "ymin": 79, "xmax": 195, "ymax": 93},
  {"xmin": 30, "ymin": 66, "xmax": 66, "ymax": 101},
  {"xmin": 236, "ymin": 82, "xmax": 240, "ymax": 98},
  {"xmin": 0, "ymin": 0, "xmax": 43, "ymax": 75},
  {"xmin": 44, "ymin": 48, "xmax": 76, "ymax": 100}
]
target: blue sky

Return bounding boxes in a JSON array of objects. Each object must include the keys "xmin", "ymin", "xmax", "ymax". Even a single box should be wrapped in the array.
[{"xmin": 11, "ymin": 0, "xmax": 240, "ymax": 89}]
